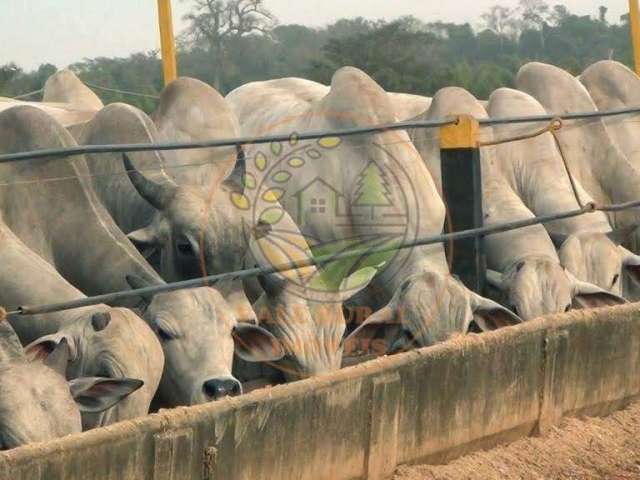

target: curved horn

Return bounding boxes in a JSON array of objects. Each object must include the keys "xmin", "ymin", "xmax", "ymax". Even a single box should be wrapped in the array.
[
  {"xmin": 223, "ymin": 145, "xmax": 246, "ymax": 191},
  {"xmin": 122, "ymin": 154, "xmax": 177, "ymax": 210},
  {"xmin": 485, "ymin": 269, "xmax": 504, "ymax": 290},
  {"xmin": 548, "ymin": 232, "xmax": 570, "ymax": 249}
]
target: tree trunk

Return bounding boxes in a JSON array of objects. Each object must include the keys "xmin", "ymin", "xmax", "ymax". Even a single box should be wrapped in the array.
[{"xmin": 211, "ymin": 44, "xmax": 223, "ymax": 91}]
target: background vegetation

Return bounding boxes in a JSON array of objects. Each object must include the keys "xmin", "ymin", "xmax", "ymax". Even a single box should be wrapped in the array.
[{"xmin": 0, "ymin": 1, "xmax": 630, "ymax": 112}]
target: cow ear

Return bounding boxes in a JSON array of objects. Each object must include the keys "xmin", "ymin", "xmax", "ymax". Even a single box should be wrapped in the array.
[
  {"xmin": 69, "ymin": 377, "xmax": 143, "ymax": 413},
  {"xmin": 25, "ymin": 334, "xmax": 77, "ymax": 374},
  {"xmin": 470, "ymin": 293, "xmax": 523, "ymax": 331},
  {"xmin": 342, "ymin": 305, "xmax": 401, "ymax": 356},
  {"xmin": 216, "ymin": 279, "xmax": 258, "ymax": 324},
  {"xmin": 569, "ymin": 275, "xmax": 628, "ymax": 309},
  {"xmin": 232, "ymin": 323, "xmax": 285, "ymax": 362},
  {"xmin": 334, "ymin": 266, "xmax": 380, "ymax": 302},
  {"xmin": 127, "ymin": 226, "xmax": 161, "ymax": 260}
]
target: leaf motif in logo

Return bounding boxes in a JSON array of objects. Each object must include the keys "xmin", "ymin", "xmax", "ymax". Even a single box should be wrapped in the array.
[
  {"xmin": 288, "ymin": 157, "xmax": 305, "ymax": 168},
  {"xmin": 271, "ymin": 142, "xmax": 283, "ymax": 156},
  {"xmin": 272, "ymin": 171, "xmax": 291, "ymax": 183},
  {"xmin": 318, "ymin": 136, "xmax": 341, "ymax": 149},
  {"xmin": 289, "ymin": 132, "xmax": 299, "ymax": 146},
  {"xmin": 307, "ymin": 149, "xmax": 321, "ymax": 159},
  {"xmin": 242, "ymin": 173, "xmax": 256, "ymax": 190},
  {"xmin": 255, "ymin": 152, "xmax": 267, "ymax": 171},
  {"xmin": 262, "ymin": 188, "xmax": 284, "ymax": 203},
  {"xmin": 259, "ymin": 206, "xmax": 284, "ymax": 225},
  {"xmin": 231, "ymin": 192, "xmax": 250, "ymax": 210}
]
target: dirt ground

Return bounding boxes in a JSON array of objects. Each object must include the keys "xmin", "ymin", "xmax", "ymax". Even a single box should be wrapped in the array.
[{"xmin": 394, "ymin": 400, "xmax": 640, "ymax": 480}]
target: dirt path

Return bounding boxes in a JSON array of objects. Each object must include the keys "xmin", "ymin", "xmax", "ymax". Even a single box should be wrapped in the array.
[{"xmin": 394, "ymin": 400, "xmax": 640, "ymax": 480}]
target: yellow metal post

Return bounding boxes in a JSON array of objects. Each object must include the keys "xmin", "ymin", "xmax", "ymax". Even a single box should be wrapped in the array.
[
  {"xmin": 157, "ymin": 0, "xmax": 177, "ymax": 86},
  {"xmin": 630, "ymin": 0, "xmax": 640, "ymax": 76}
]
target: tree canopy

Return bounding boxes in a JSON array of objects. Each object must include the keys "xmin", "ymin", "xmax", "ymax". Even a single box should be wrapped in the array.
[{"xmin": 0, "ymin": 2, "xmax": 631, "ymax": 112}]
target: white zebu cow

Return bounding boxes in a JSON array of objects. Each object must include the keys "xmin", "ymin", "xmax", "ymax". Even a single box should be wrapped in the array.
[
  {"xmin": 0, "ymin": 98, "xmax": 97, "ymax": 130},
  {"xmin": 0, "ymin": 321, "xmax": 140, "ymax": 449},
  {"xmin": 0, "ymin": 69, "xmax": 101, "ymax": 130},
  {"xmin": 76, "ymin": 78, "xmax": 371, "ymax": 381},
  {"xmin": 43, "ymin": 69, "xmax": 104, "ymax": 110},
  {"xmin": 0, "ymin": 106, "xmax": 280, "ymax": 405},
  {"xmin": 407, "ymin": 87, "xmax": 626, "ymax": 319},
  {"xmin": 486, "ymin": 88, "xmax": 640, "ymax": 297},
  {"xmin": 228, "ymin": 67, "xmax": 522, "ymax": 353},
  {"xmin": 516, "ymin": 62, "xmax": 640, "ymax": 249},
  {"xmin": 388, "ymin": 92, "xmax": 432, "ymax": 122},
  {"xmin": 0, "ymin": 218, "xmax": 161, "ymax": 430},
  {"xmin": 580, "ymin": 60, "xmax": 640, "ymax": 172}
]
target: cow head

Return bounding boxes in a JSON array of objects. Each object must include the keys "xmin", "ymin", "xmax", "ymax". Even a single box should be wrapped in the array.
[
  {"xmin": 123, "ymin": 153, "xmax": 258, "ymax": 324},
  {"xmin": 125, "ymin": 276, "xmax": 284, "ymax": 405},
  {"xmin": 0, "ymin": 330, "xmax": 141, "ymax": 448},
  {"xmin": 553, "ymin": 231, "xmax": 640, "ymax": 297},
  {"xmin": 252, "ymin": 266, "xmax": 378, "ymax": 380},
  {"xmin": 25, "ymin": 307, "xmax": 163, "ymax": 429},
  {"xmin": 487, "ymin": 256, "xmax": 627, "ymax": 320},
  {"xmin": 343, "ymin": 271, "xmax": 522, "ymax": 355}
]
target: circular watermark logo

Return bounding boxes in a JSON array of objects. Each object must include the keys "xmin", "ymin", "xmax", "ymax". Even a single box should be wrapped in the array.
[{"xmin": 229, "ymin": 112, "xmax": 422, "ymax": 303}]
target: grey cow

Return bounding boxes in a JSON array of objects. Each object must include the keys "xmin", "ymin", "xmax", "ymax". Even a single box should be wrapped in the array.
[
  {"xmin": 0, "ymin": 219, "xmax": 162, "ymax": 429},
  {"xmin": 0, "ymin": 321, "xmax": 141, "ymax": 449}
]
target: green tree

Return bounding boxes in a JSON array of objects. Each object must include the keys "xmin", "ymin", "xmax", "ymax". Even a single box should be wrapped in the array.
[
  {"xmin": 181, "ymin": 0, "xmax": 276, "ymax": 91},
  {"xmin": 354, "ymin": 162, "xmax": 392, "ymax": 219}
]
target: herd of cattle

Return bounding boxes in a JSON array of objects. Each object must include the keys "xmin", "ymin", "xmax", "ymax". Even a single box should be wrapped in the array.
[{"xmin": 0, "ymin": 59, "xmax": 638, "ymax": 449}]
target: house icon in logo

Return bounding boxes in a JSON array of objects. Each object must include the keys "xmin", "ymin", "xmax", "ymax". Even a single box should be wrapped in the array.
[{"xmin": 292, "ymin": 177, "xmax": 345, "ymax": 228}]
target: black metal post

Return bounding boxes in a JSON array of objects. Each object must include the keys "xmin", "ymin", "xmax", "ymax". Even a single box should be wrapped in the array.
[{"xmin": 440, "ymin": 115, "xmax": 486, "ymax": 293}]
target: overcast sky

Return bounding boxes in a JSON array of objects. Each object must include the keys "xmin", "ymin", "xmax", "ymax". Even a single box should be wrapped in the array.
[{"xmin": 0, "ymin": 0, "xmax": 627, "ymax": 70}]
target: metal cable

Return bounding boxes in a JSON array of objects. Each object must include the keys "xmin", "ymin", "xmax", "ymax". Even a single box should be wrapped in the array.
[
  {"xmin": 478, "ymin": 117, "xmax": 562, "ymax": 147},
  {"xmin": 12, "ymin": 198, "xmax": 640, "ymax": 317},
  {"xmin": 479, "ymin": 106, "xmax": 640, "ymax": 126},
  {"xmin": 479, "ymin": 117, "xmax": 586, "ymax": 208},
  {"xmin": 0, "ymin": 105, "xmax": 638, "ymax": 165},
  {"xmin": 550, "ymin": 126, "xmax": 586, "ymax": 208},
  {"xmin": 8, "ymin": 88, "xmax": 44, "ymax": 100},
  {"xmin": 83, "ymin": 82, "xmax": 160, "ymax": 100},
  {"xmin": 0, "ymin": 118, "xmax": 458, "ymax": 164}
]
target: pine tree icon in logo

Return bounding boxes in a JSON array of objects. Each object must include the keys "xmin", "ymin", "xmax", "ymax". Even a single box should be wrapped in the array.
[{"xmin": 353, "ymin": 161, "xmax": 392, "ymax": 219}]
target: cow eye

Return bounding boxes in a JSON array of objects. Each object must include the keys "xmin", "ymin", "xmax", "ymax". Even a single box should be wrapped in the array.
[
  {"xmin": 176, "ymin": 240, "xmax": 195, "ymax": 256},
  {"xmin": 564, "ymin": 304, "xmax": 571, "ymax": 312},
  {"xmin": 155, "ymin": 322, "xmax": 178, "ymax": 341},
  {"xmin": 611, "ymin": 274, "xmax": 620, "ymax": 287},
  {"xmin": 157, "ymin": 327, "xmax": 174, "ymax": 342},
  {"xmin": 511, "ymin": 305, "xmax": 519, "ymax": 316}
]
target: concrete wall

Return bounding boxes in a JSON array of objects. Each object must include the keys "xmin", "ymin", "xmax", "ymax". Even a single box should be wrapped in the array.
[{"xmin": 1, "ymin": 304, "xmax": 639, "ymax": 480}]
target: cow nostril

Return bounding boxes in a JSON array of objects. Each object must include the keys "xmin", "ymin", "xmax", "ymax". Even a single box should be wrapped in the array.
[{"xmin": 202, "ymin": 378, "xmax": 242, "ymax": 400}]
